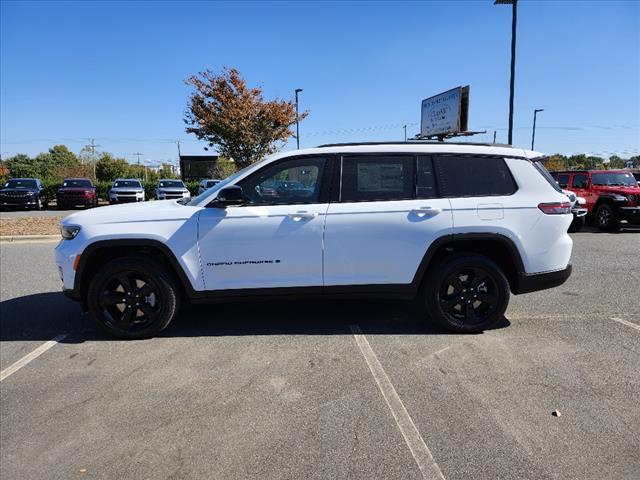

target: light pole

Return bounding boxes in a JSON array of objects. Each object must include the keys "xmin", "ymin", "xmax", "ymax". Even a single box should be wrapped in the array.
[
  {"xmin": 295, "ymin": 88, "xmax": 303, "ymax": 149},
  {"xmin": 403, "ymin": 124, "xmax": 407, "ymax": 142},
  {"xmin": 531, "ymin": 108, "xmax": 544, "ymax": 150},
  {"xmin": 495, "ymin": 0, "xmax": 518, "ymax": 145}
]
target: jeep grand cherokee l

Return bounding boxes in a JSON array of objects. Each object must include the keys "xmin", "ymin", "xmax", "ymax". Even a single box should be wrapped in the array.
[
  {"xmin": 57, "ymin": 178, "xmax": 98, "ymax": 209},
  {"xmin": 0, "ymin": 178, "xmax": 45, "ymax": 210},
  {"xmin": 108, "ymin": 179, "xmax": 145, "ymax": 204},
  {"xmin": 56, "ymin": 142, "xmax": 573, "ymax": 339}
]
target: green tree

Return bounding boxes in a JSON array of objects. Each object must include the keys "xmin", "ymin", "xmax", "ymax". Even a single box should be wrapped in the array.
[
  {"xmin": 95, "ymin": 153, "xmax": 130, "ymax": 182},
  {"xmin": 6, "ymin": 154, "xmax": 40, "ymax": 178},
  {"xmin": 214, "ymin": 157, "xmax": 236, "ymax": 179},
  {"xmin": 184, "ymin": 67, "xmax": 307, "ymax": 169}
]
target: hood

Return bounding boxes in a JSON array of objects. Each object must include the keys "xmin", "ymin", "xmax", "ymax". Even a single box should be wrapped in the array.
[
  {"xmin": 110, "ymin": 186, "xmax": 143, "ymax": 192},
  {"xmin": 62, "ymin": 200, "xmax": 200, "ymax": 227},
  {"xmin": 157, "ymin": 187, "xmax": 188, "ymax": 193},
  {"xmin": 59, "ymin": 187, "xmax": 94, "ymax": 192},
  {"xmin": 594, "ymin": 185, "xmax": 640, "ymax": 196},
  {"xmin": 0, "ymin": 187, "xmax": 37, "ymax": 193}
]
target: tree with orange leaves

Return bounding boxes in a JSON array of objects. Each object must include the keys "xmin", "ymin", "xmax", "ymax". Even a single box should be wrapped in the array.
[{"xmin": 184, "ymin": 67, "xmax": 307, "ymax": 169}]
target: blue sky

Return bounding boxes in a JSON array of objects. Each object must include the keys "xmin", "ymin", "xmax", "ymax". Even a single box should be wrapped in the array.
[{"xmin": 1, "ymin": 0, "xmax": 638, "ymax": 166}]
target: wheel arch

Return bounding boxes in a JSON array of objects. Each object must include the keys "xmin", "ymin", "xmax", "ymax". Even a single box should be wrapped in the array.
[
  {"xmin": 74, "ymin": 239, "xmax": 203, "ymax": 309},
  {"xmin": 412, "ymin": 233, "xmax": 526, "ymax": 295}
]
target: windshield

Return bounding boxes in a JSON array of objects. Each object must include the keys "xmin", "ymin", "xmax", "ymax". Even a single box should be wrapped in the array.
[
  {"xmin": 4, "ymin": 179, "xmax": 37, "ymax": 189},
  {"xmin": 186, "ymin": 160, "xmax": 267, "ymax": 206},
  {"xmin": 158, "ymin": 180, "xmax": 184, "ymax": 188},
  {"xmin": 113, "ymin": 180, "xmax": 141, "ymax": 188},
  {"xmin": 63, "ymin": 179, "xmax": 92, "ymax": 188},
  {"xmin": 591, "ymin": 172, "xmax": 637, "ymax": 187}
]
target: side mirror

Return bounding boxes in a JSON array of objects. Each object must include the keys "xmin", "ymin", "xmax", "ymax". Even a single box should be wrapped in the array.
[{"xmin": 212, "ymin": 185, "xmax": 243, "ymax": 207}]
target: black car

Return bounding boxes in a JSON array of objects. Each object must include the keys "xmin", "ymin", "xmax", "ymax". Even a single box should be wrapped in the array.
[{"xmin": 0, "ymin": 178, "xmax": 45, "ymax": 210}]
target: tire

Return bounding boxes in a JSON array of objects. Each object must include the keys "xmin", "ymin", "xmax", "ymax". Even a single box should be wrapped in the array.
[
  {"xmin": 568, "ymin": 216, "xmax": 585, "ymax": 233},
  {"xmin": 35, "ymin": 197, "xmax": 42, "ymax": 211},
  {"xmin": 422, "ymin": 254, "xmax": 509, "ymax": 333},
  {"xmin": 57, "ymin": 202, "xmax": 66, "ymax": 211},
  {"xmin": 87, "ymin": 257, "xmax": 180, "ymax": 339},
  {"xmin": 595, "ymin": 203, "xmax": 619, "ymax": 231}
]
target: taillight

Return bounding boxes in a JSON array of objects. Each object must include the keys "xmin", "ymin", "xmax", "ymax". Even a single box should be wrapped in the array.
[{"xmin": 538, "ymin": 202, "xmax": 571, "ymax": 215}]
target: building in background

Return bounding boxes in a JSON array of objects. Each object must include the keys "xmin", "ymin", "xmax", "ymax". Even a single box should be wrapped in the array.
[{"xmin": 179, "ymin": 155, "xmax": 219, "ymax": 181}]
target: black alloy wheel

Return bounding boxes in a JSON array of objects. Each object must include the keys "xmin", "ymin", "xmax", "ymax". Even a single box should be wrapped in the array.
[
  {"xmin": 595, "ymin": 204, "xmax": 619, "ymax": 231},
  {"xmin": 88, "ymin": 257, "xmax": 179, "ymax": 339},
  {"xmin": 423, "ymin": 254, "xmax": 509, "ymax": 333}
]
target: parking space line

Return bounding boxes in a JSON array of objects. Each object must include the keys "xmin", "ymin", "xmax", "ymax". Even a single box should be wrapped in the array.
[
  {"xmin": 611, "ymin": 317, "xmax": 640, "ymax": 332},
  {"xmin": 0, "ymin": 334, "xmax": 67, "ymax": 382},
  {"xmin": 349, "ymin": 324, "xmax": 446, "ymax": 480}
]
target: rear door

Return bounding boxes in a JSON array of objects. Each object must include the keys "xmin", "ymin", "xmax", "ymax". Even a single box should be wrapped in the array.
[
  {"xmin": 435, "ymin": 155, "xmax": 520, "ymax": 233},
  {"xmin": 323, "ymin": 154, "xmax": 452, "ymax": 286},
  {"xmin": 570, "ymin": 173, "xmax": 593, "ymax": 211}
]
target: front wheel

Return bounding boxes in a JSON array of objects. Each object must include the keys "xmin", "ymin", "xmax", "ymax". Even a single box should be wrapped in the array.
[
  {"xmin": 422, "ymin": 254, "xmax": 509, "ymax": 333},
  {"xmin": 87, "ymin": 257, "xmax": 179, "ymax": 339},
  {"xmin": 595, "ymin": 204, "xmax": 619, "ymax": 231}
]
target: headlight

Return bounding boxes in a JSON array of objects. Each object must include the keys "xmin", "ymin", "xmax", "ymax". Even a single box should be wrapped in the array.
[{"xmin": 61, "ymin": 224, "xmax": 81, "ymax": 240}]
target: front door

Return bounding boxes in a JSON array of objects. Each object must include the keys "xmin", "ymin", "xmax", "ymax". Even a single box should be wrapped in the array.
[{"xmin": 198, "ymin": 156, "xmax": 330, "ymax": 291}]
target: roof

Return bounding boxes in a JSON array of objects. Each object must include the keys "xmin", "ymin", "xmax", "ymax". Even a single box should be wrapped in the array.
[{"xmin": 317, "ymin": 141, "xmax": 514, "ymax": 148}]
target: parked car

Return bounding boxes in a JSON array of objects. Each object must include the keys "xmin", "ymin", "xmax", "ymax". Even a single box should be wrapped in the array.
[
  {"xmin": 57, "ymin": 142, "xmax": 573, "ymax": 339},
  {"xmin": 108, "ymin": 179, "xmax": 145, "ymax": 204},
  {"xmin": 552, "ymin": 170, "xmax": 640, "ymax": 231},
  {"xmin": 0, "ymin": 178, "xmax": 45, "ymax": 210},
  {"xmin": 198, "ymin": 179, "xmax": 221, "ymax": 195},
  {"xmin": 155, "ymin": 179, "xmax": 190, "ymax": 200},
  {"xmin": 562, "ymin": 189, "xmax": 587, "ymax": 233},
  {"xmin": 633, "ymin": 172, "xmax": 640, "ymax": 184},
  {"xmin": 57, "ymin": 178, "xmax": 97, "ymax": 210}
]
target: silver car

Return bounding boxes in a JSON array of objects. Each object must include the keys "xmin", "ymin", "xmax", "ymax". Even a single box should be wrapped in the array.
[
  {"xmin": 108, "ymin": 179, "xmax": 145, "ymax": 204},
  {"xmin": 155, "ymin": 179, "xmax": 190, "ymax": 200}
]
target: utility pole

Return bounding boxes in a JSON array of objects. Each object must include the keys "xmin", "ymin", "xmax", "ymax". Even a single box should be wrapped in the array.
[
  {"xmin": 295, "ymin": 88, "xmax": 303, "ymax": 149},
  {"xmin": 531, "ymin": 108, "xmax": 544, "ymax": 150},
  {"xmin": 495, "ymin": 0, "xmax": 518, "ymax": 145},
  {"xmin": 403, "ymin": 124, "xmax": 407, "ymax": 142},
  {"xmin": 132, "ymin": 152, "xmax": 143, "ymax": 180},
  {"xmin": 493, "ymin": 131, "xmax": 497, "ymax": 144},
  {"xmin": 84, "ymin": 138, "xmax": 100, "ymax": 179}
]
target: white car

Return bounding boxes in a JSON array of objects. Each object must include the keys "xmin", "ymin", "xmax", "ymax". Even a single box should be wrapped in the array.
[
  {"xmin": 155, "ymin": 179, "xmax": 190, "ymax": 200},
  {"xmin": 56, "ymin": 142, "xmax": 573, "ymax": 339},
  {"xmin": 108, "ymin": 179, "xmax": 145, "ymax": 204},
  {"xmin": 562, "ymin": 189, "xmax": 587, "ymax": 232}
]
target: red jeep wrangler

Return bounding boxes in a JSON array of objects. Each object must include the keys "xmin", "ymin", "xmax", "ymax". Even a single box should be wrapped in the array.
[{"xmin": 551, "ymin": 170, "xmax": 640, "ymax": 231}]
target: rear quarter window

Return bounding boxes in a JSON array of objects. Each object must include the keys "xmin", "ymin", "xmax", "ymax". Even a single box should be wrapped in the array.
[{"xmin": 434, "ymin": 155, "xmax": 517, "ymax": 197}]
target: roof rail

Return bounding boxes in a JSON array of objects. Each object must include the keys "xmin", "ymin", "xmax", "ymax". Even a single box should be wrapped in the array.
[{"xmin": 316, "ymin": 141, "xmax": 514, "ymax": 148}]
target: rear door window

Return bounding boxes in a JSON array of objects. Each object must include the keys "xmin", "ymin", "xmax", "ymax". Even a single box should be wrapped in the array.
[
  {"xmin": 434, "ymin": 155, "xmax": 517, "ymax": 197},
  {"xmin": 572, "ymin": 174, "xmax": 588, "ymax": 189},
  {"xmin": 340, "ymin": 155, "xmax": 414, "ymax": 202}
]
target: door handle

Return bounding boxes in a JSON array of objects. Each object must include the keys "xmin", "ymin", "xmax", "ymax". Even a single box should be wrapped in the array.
[
  {"xmin": 287, "ymin": 211, "xmax": 318, "ymax": 221},
  {"xmin": 411, "ymin": 206, "xmax": 442, "ymax": 217}
]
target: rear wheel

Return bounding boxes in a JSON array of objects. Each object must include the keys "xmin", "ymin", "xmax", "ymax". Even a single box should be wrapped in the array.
[
  {"xmin": 87, "ymin": 257, "xmax": 179, "ymax": 339},
  {"xmin": 422, "ymin": 254, "xmax": 509, "ymax": 333},
  {"xmin": 595, "ymin": 203, "xmax": 619, "ymax": 231}
]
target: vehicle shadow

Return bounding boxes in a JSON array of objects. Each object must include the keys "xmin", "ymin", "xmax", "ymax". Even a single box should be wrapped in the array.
[
  {"xmin": 0, "ymin": 292, "xmax": 510, "ymax": 342},
  {"xmin": 579, "ymin": 224, "xmax": 640, "ymax": 234}
]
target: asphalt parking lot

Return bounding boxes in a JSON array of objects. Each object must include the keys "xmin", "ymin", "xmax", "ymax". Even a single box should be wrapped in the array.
[{"xmin": 1, "ymin": 232, "xmax": 639, "ymax": 479}]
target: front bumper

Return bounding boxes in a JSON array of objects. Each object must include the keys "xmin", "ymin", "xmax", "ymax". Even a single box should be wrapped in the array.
[
  {"xmin": 109, "ymin": 195, "xmax": 144, "ymax": 203},
  {"xmin": 0, "ymin": 198, "xmax": 37, "ymax": 207},
  {"xmin": 619, "ymin": 206, "xmax": 640, "ymax": 222},
  {"xmin": 514, "ymin": 264, "xmax": 572, "ymax": 295},
  {"xmin": 571, "ymin": 207, "xmax": 587, "ymax": 218},
  {"xmin": 58, "ymin": 196, "xmax": 95, "ymax": 206}
]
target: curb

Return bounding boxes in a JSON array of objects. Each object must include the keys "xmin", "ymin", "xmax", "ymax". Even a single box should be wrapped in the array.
[{"xmin": 0, "ymin": 235, "xmax": 60, "ymax": 243}]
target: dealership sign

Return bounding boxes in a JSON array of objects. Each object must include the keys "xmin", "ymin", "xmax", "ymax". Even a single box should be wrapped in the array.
[{"xmin": 420, "ymin": 86, "xmax": 469, "ymax": 138}]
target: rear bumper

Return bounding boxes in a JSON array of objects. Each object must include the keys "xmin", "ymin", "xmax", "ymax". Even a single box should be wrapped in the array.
[{"xmin": 514, "ymin": 264, "xmax": 572, "ymax": 295}]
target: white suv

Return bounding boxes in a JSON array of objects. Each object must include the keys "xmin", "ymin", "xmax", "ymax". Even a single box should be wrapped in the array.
[{"xmin": 56, "ymin": 142, "xmax": 573, "ymax": 339}]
